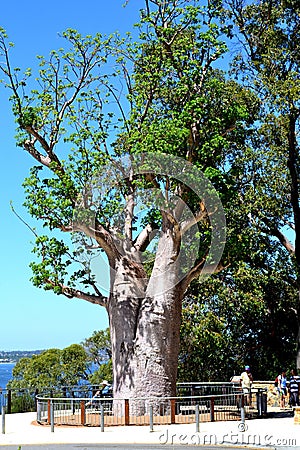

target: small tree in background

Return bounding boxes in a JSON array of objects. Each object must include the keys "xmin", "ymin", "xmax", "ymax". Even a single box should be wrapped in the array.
[
  {"xmin": 7, "ymin": 344, "xmax": 89, "ymax": 391},
  {"xmin": 82, "ymin": 328, "xmax": 113, "ymax": 384}
]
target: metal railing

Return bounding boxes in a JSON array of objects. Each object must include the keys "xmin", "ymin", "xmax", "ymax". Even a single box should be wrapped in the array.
[
  {"xmin": 36, "ymin": 389, "xmax": 267, "ymax": 429},
  {"xmin": 0, "ymin": 384, "xmax": 110, "ymax": 414},
  {"xmin": 0, "ymin": 382, "xmax": 268, "ymax": 416},
  {"xmin": 177, "ymin": 381, "xmax": 240, "ymax": 397},
  {"xmin": 0, "ymin": 388, "xmax": 38, "ymax": 414}
]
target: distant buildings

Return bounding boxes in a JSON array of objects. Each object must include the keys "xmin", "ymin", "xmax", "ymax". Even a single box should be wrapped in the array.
[{"xmin": 0, "ymin": 350, "xmax": 43, "ymax": 363}]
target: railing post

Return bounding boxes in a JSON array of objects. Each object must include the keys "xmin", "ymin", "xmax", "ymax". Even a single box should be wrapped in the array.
[
  {"xmin": 241, "ymin": 394, "xmax": 245, "ymax": 424},
  {"xmin": 36, "ymin": 398, "xmax": 41, "ymax": 423},
  {"xmin": 34, "ymin": 388, "xmax": 39, "ymax": 410},
  {"xmin": 71, "ymin": 390, "xmax": 75, "ymax": 415},
  {"xmin": 170, "ymin": 399, "xmax": 176, "ymax": 424},
  {"xmin": 100, "ymin": 403, "xmax": 104, "ymax": 432},
  {"xmin": 2, "ymin": 406, "xmax": 5, "ymax": 434},
  {"xmin": 210, "ymin": 397, "xmax": 215, "ymax": 422},
  {"xmin": 80, "ymin": 400, "xmax": 86, "ymax": 425},
  {"xmin": 47, "ymin": 399, "xmax": 51, "ymax": 424},
  {"xmin": 7, "ymin": 390, "xmax": 11, "ymax": 414},
  {"xmin": 50, "ymin": 400, "xmax": 54, "ymax": 433},
  {"xmin": 149, "ymin": 405, "xmax": 153, "ymax": 432},
  {"xmin": 262, "ymin": 391, "xmax": 267, "ymax": 415},
  {"xmin": 195, "ymin": 404, "xmax": 200, "ymax": 433},
  {"xmin": 124, "ymin": 399, "xmax": 130, "ymax": 425},
  {"xmin": 256, "ymin": 389, "xmax": 262, "ymax": 417}
]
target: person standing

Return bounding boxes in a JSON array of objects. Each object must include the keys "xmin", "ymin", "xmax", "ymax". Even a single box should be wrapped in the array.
[
  {"xmin": 278, "ymin": 370, "xmax": 288, "ymax": 409},
  {"xmin": 289, "ymin": 369, "xmax": 300, "ymax": 407},
  {"xmin": 240, "ymin": 365, "xmax": 253, "ymax": 406}
]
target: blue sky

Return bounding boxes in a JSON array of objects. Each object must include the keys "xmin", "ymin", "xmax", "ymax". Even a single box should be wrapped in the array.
[{"xmin": 0, "ymin": 0, "xmax": 139, "ymax": 351}]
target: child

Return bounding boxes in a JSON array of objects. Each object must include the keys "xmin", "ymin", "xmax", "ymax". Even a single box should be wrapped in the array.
[{"xmin": 278, "ymin": 370, "xmax": 287, "ymax": 409}]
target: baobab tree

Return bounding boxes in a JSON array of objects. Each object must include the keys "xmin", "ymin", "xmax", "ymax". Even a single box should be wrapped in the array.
[{"xmin": 0, "ymin": 0, "xmax": 255, "ymax": 398}]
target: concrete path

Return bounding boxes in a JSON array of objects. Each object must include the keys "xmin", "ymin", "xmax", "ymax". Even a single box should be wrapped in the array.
[{"xmin": 0, "ymin": 408, "xmax": 299, "ymax": 449}]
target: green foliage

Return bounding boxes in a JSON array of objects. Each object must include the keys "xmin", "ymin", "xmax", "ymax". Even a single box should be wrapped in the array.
[
  {"xmin": 2, "ymin": 0, "xmax": 300, "ymax": 384},
  {"xmin": 17, "ymin": 106, "xmax": 40, "ymax": 128},
  {"xmin": 6, "ymin": 330, "xmax": 113, "ymax": 391},
  {"xmin": 227, "ymin": 0, "xmax": 300, "ymax": 257},
  {"xmin": 89, "ymin": 359, "xmax": 113, "ymax": 385},
  {"xmin": 81, "ymin": 328, "xmax": 111, "ymax": 363},
  {"xmin": 7, "ymin": 345, "xmax": 90, "ymax": 391},
  {"xmin": 225, "ymin": 0, "xmax": 300, "ymax": 369},
  {"xmin": 0, "ymin": 2, "xmax": 259, "ymax": 299},
  {"xmin": 10, "ymin": 392, "xmax": 35, "ymax": 413},
  {"xmin": 179, "ymin": 260, "xmax": 298, "ymax": 381},
  {"xmin": 81, "ymin": 328, "xmax": 112, "ymax": 384}
]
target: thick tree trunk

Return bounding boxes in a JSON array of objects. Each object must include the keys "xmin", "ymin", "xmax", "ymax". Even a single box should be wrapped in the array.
[
  {"xmin": 107, "ymin": 258, "xmax": 144, "ymax": 400},
  {"xmin": 108, "ymin": 274, "xmax": 182, "ymax": 397},
  {"xmin": 107, "ymin": 232, "xmax": 182, "ymax": 405},
  {"xmin": 132, "ymin": 288, "xmax": 182, "ymax": 397}
]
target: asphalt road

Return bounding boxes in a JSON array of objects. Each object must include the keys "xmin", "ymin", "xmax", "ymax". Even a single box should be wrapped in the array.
[{"xmin": 1, "ymin": 444, "xmax": 300, "ymax": 450}]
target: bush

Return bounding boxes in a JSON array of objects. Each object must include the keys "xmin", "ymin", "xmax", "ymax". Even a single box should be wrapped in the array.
[{"xmin": 11, "ymin": 392, "xmax": 35, "ymax": 413}]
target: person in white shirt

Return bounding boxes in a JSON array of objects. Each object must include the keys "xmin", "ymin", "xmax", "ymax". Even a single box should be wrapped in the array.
[{"xmin": 240, "ymin": 365, "xmax": 253, "ymax": 406}]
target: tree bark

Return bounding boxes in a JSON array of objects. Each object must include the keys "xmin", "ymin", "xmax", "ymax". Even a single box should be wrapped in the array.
[
  {"xmin": 296, "ymin": 289, "xmax": 300, "ymax": 372},
  {"xmin": 107, "ymin": 231, "xmax": 183, "ymax": 408}
]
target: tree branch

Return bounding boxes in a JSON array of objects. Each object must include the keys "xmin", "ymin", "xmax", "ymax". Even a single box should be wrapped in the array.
[
  {"xmin": 73, "ymin": 219, "xmax": 121, "ymax": 263},
  {"xmin": 124, "ymin": 165, "xmax": 135, "ymax": 242},
  {"xmin": 181, "ymin": 202, "xmax": 208, "ymax": 235},
  {"xmin": 61, "ymin": 284, "xmax": 107, "ymax": 307},
  {"xmin": 262, "ymin": 218, "xmax": 295, "ymax": 256},
  {"xmin": 23, "ymin": 139, "xmax": 52, "ymax": 167},
  {"xmin": 179, "ymin": 256, "xmax": 226, "ymax": 296},
  {"xmin": 179, "ymin": 253, "xmax": 208, "ymax": 295},
  {"xmin": 134, "ymin": 222, "xmax": 158, "ymax": 253}
]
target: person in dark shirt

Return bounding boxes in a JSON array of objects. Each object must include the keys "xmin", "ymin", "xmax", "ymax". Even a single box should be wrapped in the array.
[{"xmin": 289, "ymin": 369, "xmax": 300, "ymax": 407}]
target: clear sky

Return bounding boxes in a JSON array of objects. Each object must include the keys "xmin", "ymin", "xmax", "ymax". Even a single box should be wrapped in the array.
[{"xmin": 0, "ymin": 0, "xmax": 140, "ymax": 351}]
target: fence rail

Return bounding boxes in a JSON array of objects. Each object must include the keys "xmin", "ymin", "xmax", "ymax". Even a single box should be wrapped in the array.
[
  {"xmin": 36, "ymin": 389, "xmax": 267, "ymax": 428},
  {"xmin": 0, "ymin": 383, "xmax": 268, "ymax": 419}
]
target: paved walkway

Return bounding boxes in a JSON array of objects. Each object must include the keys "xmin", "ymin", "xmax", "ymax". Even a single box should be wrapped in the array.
[{"xmin": 0, "ymin": 408, "xmax": 300, "ymax": 448}]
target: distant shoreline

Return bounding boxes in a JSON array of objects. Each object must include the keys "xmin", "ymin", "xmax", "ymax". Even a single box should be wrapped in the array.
[{"xmin": 0, "ymin": 350, "xmax": 43, "ymax": 364}]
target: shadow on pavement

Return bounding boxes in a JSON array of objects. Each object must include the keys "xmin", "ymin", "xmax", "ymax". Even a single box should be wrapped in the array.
[{"xmin": 267, "ymin": 409, "xmax": 294, "ymax": 419}]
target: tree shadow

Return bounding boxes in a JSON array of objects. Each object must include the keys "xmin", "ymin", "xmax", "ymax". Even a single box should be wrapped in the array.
[{"xmin": 267, "ymin": 409, "xmax": 294, "ymax": 419}]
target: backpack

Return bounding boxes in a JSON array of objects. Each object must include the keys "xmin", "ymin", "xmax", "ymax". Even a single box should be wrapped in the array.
[{"xmin": 274, "ymin": 376, "xmax": 279, "ymax": 387}]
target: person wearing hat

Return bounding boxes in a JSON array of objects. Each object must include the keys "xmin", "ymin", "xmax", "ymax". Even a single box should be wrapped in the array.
[
  {"xmin": 100, "ymin": 380, "xmax": 110, "ymax": 397},
  {"xmin": 240, "ymin": 365, "xmax": 253, "ymax": 406},
  {"xmin": 85, "ymin": 380, "xmax": 111, "ymax": 408}
]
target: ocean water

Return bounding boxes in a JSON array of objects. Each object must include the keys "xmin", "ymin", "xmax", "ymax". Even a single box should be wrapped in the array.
[{"xmin": 0, "ymin": 363, "xmax": 15, "ymax": 389}]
